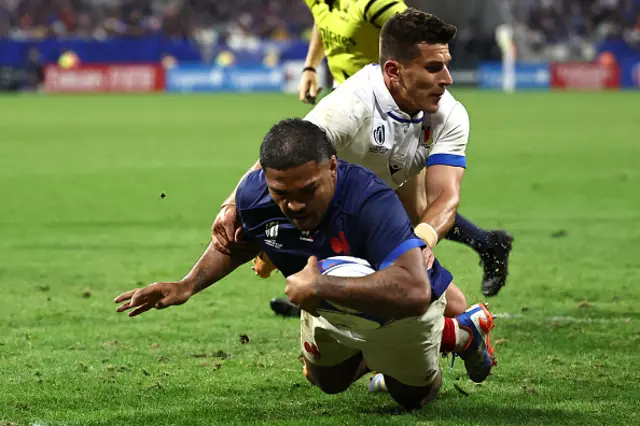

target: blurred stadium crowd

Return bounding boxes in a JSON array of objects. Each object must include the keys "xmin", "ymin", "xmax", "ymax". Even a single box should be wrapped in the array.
[
  {"xmin": 0, "ymin": 0, "xmax": 314, "ymax": 43},
  {"xmin": 1, "ymin": 0, "xmax": 636, "ymax": 37},
  {"xmin": 0, "ymin": 0, "xmax": 637, "ymax": 92},
  {"xmin": 1, "ymin": 0, "xmax": 636, "ymax": 57},
  {"xmin": 512, "ymin": 0, "xmax": 639, "ymax": 60}
]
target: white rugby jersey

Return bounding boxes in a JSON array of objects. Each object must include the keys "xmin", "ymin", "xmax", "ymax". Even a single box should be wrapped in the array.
[{"xmin": 304, "ymin": 64, "xmax": 469, "ymax": 190}]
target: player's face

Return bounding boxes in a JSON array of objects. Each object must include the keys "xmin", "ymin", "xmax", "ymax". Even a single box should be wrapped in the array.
[
  {"xmin": 264, "ymin": 157, "xmax": 338, "ymax": 231},
  {"xmin": 389, "ymin": 43, "xmax": 453, "ymax": 114}
]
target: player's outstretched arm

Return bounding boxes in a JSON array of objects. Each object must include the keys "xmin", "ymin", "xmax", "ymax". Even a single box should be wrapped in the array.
[
  {"xmin": 114, "ymin": 241, "xmax": 260, "ymax": 317},
  {"xmin": 286, "ymin": 249, "xmax": 431, "ymax": 320}
]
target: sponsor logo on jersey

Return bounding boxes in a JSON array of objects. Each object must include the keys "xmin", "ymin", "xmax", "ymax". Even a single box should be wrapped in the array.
[
  {"xmin": 318, "ymin": 27, "xmax": 356, "ymax": 53},
  {"xmin": 300, "ymin": 230, "xmax": 314, "ymax": 242},
  {"xmin": 389, "ymin": 164, "xmax": 402, "ymax": 175}
]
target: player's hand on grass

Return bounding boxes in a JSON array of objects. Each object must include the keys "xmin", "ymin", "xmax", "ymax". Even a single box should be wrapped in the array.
[
  {"xmin": 285, "ymin": 256, "xmax": 322, "ymax": 315},
  {"xmin": 422, "ymin": 246, "xmax": 435, "ymax": 270},
  {"xmin": 299, "ymin": 70, "xmax": 322, "ymax": 104},
  {"xmin": 212, "ymin": 204, "xmax": 242, "ymax": 255},
  {"xmin": 114, "ymin": 281, "xmax": 193, "ymax": 317}
]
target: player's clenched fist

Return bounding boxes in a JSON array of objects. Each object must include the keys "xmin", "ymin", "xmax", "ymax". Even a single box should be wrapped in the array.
[
  {"xmin": 114, "ymin": 281, "xmax": 193, "ymax": 317},
  {"xmin": 299, "ymin": 69, "xmax": 323, "ymax": 104},
  {"xmin": 212, "ymin": 204, "xmax": 242, "ymax": 255},
  {"xmin": 285, "ymin": 256, "xmax": 322, "ymax": 315}
]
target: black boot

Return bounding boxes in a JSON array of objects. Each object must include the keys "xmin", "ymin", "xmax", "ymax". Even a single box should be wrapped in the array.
[
  {"xmin": 480, "ymin": 230, "xmax": 514, "ymax": 297},
  {"xmin": 270, "ymin": 297, "xmax": 301, "ymax": 318}
]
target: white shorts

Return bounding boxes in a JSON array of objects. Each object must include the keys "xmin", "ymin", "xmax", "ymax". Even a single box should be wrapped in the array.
[{"xmin": 300, "ymin": 294, "xmax": 446, "ymax": 387}]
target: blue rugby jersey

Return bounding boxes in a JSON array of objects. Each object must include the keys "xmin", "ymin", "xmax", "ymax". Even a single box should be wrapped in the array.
[{"xmin": 235, "ymin": 160, "xmax": 452, "ymax": 299}]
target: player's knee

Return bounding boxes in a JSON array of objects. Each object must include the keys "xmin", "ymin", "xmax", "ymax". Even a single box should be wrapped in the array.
[
  {"xmin": 385, "ymin": 370, "xmax": 442, "ymax": 411},
  {"xmin": 304, "ymin": 362, "xmax": 356, "ymax": 395},
  {"xmin": 314, "ymin": 378, "xmax": 352, "ymax": 394}
]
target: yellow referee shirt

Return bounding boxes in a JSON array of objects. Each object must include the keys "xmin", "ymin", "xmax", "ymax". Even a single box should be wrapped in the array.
[{"xmin": 303, "ymin": 0, "xmax": 407, "ymax": 84}]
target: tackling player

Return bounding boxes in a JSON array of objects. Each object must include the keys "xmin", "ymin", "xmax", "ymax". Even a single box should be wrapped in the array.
[
  {"xmin": 114, "ymin": 119, "xmax": 495, "ymax": 410},
  {"xmin": 214, "ymin": 11, "xmax": 512, "ymax": 323},
  {"xmin": 295, "ymin": 2, "xmax": 514, "ymax": 299}
]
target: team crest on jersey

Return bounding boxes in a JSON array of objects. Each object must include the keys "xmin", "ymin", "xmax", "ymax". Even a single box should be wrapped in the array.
[
  {"xmin": 422, "ymin": 126, "xmax": 434, "ymax": 150},
  {"xmin": 373, "ymin": 125, "xmax": 386, "ymax": 145},
  {"xmin": 330, "ymin": 232, "xmax": 350, "ymax": 255}
]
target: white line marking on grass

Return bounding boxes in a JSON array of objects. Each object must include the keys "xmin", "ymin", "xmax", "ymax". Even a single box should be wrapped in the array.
[{"xmin": 493, "ymin": 313, "xmax": 633, "ymax": 324}]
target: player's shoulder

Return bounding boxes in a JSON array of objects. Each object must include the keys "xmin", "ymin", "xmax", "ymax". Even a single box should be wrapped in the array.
[
  {"xmin": 435, "ymin": 90, "xmax": 461, "ymax": 117},
  {"xmin": 430, "ymin": 90, "xmax": 469, "ymax": 129},
  {"xmin": 318, "ymin": 65, "xmax": 376, "ymax": 108},
  {"xmin": 304, "ymin": 66, "xmax": 376, "ymax": 129},
  {"xmin": 235, "ymin": 169, "xmax": 272, "ymax": 211},
  {"xmin": 340, "ymin": 64, "xmax": 379, "ymax": 98}
]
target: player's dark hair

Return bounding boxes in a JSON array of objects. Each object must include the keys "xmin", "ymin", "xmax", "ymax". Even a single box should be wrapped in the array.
[
  {"xmin": 260, "ymin": 118, "xmax": 336, "ymax": 171},
  {"xmin": 379, "ymin": 9, "xmax": 457, "ymax": 65}
]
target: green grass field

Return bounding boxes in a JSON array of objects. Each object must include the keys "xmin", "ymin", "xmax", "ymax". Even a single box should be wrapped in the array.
[{"xmin": 1, "ymin": 91, "xmax": 639, "ymax": 426}]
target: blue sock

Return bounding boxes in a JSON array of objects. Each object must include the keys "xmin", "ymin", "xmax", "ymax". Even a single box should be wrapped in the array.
[{"xmin": 445, "ymin": 213, "xmax": 491, "ymax": 255}]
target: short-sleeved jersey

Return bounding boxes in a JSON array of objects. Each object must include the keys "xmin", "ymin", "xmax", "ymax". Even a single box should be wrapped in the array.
[
  {"xmin": 303, "ymin": 0, "xmax": 407, "ymax": 84},
  {"xmin": 304, "ymin": 64, "xmax": 469, "ymax": 190},
  {"xmin": 235, "ymin": 160, "xmax": 424, "ymax": 278},
  {"xmin": 236, "ymin": 160, "xmax": 453, "ymax": 300}
]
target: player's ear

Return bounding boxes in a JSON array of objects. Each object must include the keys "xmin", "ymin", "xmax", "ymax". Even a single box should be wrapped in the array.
[
  {"xmin": 329, "ymin": 155, "xmax": 337, "ymax": 170},
  {"xmin": 383, "ymin": 60, "xmax": 401, "ymax": 83},
  {"xmin": 328, "ymin": 156, "xmax": 338, "ymax": 179}
]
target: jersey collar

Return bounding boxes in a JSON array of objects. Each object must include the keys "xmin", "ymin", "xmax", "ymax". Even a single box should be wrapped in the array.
[{"xmin": 370, "ymin": 64, "xmax": 424, "ymax": 124}]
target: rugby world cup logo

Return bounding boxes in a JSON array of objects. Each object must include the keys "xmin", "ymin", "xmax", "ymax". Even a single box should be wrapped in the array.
[
  {"xmin": 373, "ymin": 125, "xmax": 385, "ymax": 145},
  {"xmin": 265, "ymin": 221, "xmax": 279, "ymax": 239}
]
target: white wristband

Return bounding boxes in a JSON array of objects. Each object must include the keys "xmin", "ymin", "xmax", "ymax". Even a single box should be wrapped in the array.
[{"xmin": 414, "ymin": 223, "xmax": 439, "ymax": 248}]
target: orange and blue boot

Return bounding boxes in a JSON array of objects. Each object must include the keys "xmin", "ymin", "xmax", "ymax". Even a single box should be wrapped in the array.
[{"xmin": 455, "ymin": 303, "xmax": 496, "ymax": 383}]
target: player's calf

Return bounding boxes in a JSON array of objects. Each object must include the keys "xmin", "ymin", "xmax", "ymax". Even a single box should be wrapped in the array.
[{"xmin": 444, "ymin": 283, "xmax": 467, "ymax": 317}]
